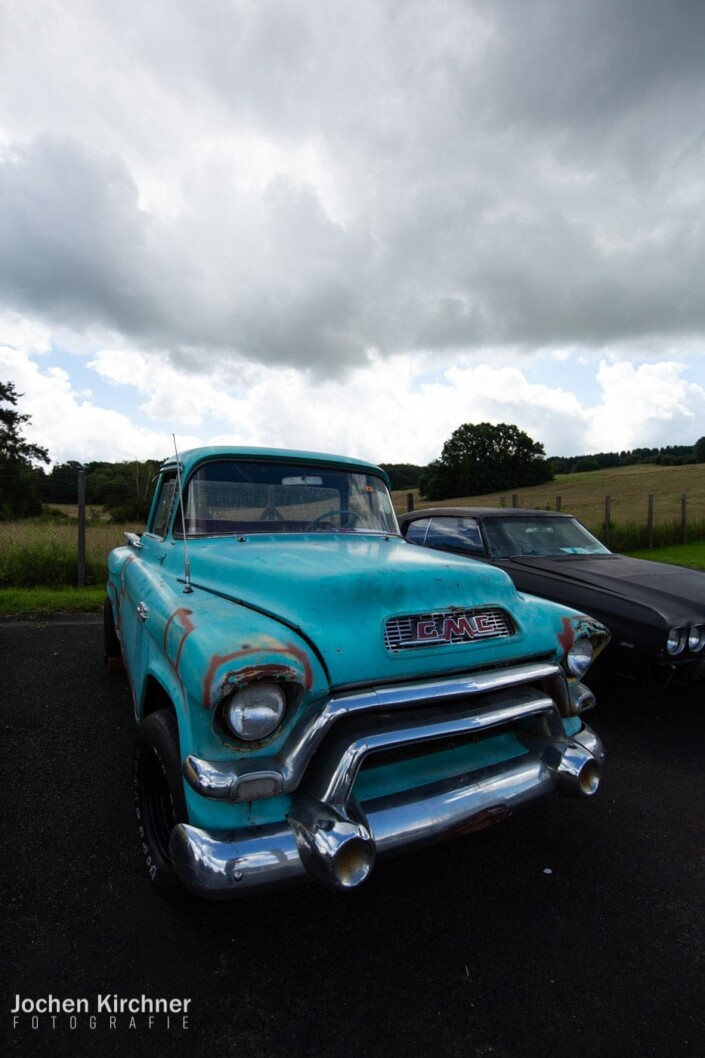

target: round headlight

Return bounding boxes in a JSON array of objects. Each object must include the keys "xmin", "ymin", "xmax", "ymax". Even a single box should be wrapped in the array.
[
  {"xmin": 224, "ymin": 682, "xmax": 286, "ymax": 741},
  {"xmin": 566, "ymin": 637, "xmax": 594, "ymax": 678},
  {"xmin": 687, "ymin": 625, "xmax": 705, "ymax": 652},
  {"xmin": 666, "ymin": 627, "xmax": 686, "ymax": 656}
]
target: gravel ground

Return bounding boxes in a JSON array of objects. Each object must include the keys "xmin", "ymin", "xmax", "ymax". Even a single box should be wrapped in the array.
[{"xmin": 2, "ymin": 618, "xmax": 704, "ymax": 1058}]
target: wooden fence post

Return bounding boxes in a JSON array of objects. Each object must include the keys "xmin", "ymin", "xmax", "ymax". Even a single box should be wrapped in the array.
[
  {"xmin": 511, "ymin": 494, "xmax": 518, "ymax": 508},
  {"xmin": 604, "ymin": 496, "xmax": 611, "ymax": 549},
  {"xmin": 77, "ymin": 468, "xmax": 86, "ymax": 589},
  {"xmin": 555, "ymin": 496, "xmax": 561, "ymax": 511},
  {"xmin": 406, "ymin": 492, "xmax": 414, "ymax": 512}
]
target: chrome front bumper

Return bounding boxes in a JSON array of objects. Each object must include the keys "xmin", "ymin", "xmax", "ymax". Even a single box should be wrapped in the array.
[{"xmin": 170, "ymin": 675, "xmax": 604, "ymax": 899}]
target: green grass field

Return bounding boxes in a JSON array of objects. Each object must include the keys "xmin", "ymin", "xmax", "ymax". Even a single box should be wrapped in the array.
[{"xmin": 0, "ymin": 516, "xmax": 142, "ymax": 588}]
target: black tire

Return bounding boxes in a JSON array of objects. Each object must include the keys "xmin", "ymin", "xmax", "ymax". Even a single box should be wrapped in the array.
[
  {"xmin": 133, "ymin": 709, "xmax": 189, "ymax": 898},
  {"xmin": 103, "ymin": 597, "xmax": 124, "ymax": 673}
]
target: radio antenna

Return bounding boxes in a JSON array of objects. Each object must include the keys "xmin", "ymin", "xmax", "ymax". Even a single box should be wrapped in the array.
[{"xmin": 173, "ymin": 435, "xmax": 193, "ymax": 594}]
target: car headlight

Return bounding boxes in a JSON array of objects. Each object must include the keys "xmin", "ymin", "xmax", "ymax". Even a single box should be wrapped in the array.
[
  {"xmin": 687, "ymin": 625, "xmax": 705, "ymax": 652},
  {"xmin": 666, "ymin": 627, "xmax": 686, "ymax": 656},
  {"xmin": 223, "ymin": 682, "xmax": 286, "ymax": 741},
  {"xmin": 566, "ymin": 637, "xmax": 594, "ymax": 677}
]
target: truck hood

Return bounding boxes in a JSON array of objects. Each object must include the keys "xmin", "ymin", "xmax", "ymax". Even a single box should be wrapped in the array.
[
  {"xmin": 185, "ymin": 534, "xmax": 558, "ymax": 687},
  {"xmin": 506, "ymin": 553, "xmax": 705, "ymax": 620}
]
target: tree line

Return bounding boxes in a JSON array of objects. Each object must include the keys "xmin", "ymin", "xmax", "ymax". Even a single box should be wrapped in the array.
[
  {"xmin": 386, "ymin": 435, "xmax": 705, "ymax": 496},
  {"xmin": 2, "ymin": 379, "xmax": 705, "ymax": 519},
  {"xmin": 548, "ymin": 441, "xmax": 705, "ymax": 474}
]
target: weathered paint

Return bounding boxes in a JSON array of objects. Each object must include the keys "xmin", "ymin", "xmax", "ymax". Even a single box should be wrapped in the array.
[
  {"xmin": 203, "ymin": 642, "xmax": 311, "ymax": 710},
  {"xmin": 163, "ymin": 608, "xmax": 196, "ymax": 673}
]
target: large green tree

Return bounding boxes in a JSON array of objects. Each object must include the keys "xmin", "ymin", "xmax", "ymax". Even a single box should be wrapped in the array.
[
  {"xmin": 419, "ymin": 422, "xmax": 553, "ymax": 501},
  {"xmin": 0, "ymin": 381, "xmax": 50, "ymax": 519},
  {"xmin": 694, "ymin": 436, "xmax": 705, "ymax": 463}
]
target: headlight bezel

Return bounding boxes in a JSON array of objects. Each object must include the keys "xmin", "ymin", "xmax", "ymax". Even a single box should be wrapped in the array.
[
  {"xmin": 666, "ymin": 627, "xmax": 687, "ymax": 656},
  {"xmin": 221, "ymin": 681, "xmax": 287, "ymax": 742},
  {"xmin": 687, "ymin": 624, "xmax": 705, "ymax": 653},
  {"xmin": 565, "ymin": 636, "xmax": 594, "ymax": 678}
]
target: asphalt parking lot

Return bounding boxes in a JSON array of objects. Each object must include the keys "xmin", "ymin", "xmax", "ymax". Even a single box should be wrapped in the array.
[{"xmin": 2, "ymin": 618, "xmax": 704, "ymax": 1058}]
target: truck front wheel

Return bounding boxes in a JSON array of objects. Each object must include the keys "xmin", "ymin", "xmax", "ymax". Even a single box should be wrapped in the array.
[{"xmin": 133, "ymin": 709, "xmax": 188, "ymax": 898}]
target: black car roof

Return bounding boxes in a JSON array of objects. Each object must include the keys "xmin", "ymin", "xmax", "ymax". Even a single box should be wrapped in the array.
[{"xmin": 399, "ymin": 507, "xmax": 572, "ymax": 522}]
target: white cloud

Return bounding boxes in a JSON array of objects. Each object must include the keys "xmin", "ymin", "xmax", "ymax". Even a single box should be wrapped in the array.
[
  {"xmin": 0, "ymin": 340, "xmax": 197, "ymax": 464},
  {"xmin": 586, "ymin": 360, "xmax": 705, "ymax": 451}
]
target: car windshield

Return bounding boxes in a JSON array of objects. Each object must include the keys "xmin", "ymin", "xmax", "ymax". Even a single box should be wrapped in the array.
[
  {"xmin": 174, "ymin": 459, "xmax": 399, "ymax": 536},
  {"xmin": 482, "ymin": 516, "xmax": 611, "ymax": 559}
]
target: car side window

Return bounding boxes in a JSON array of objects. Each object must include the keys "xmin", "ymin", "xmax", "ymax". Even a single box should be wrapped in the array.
[
  {"xmin": 404, "ymin": 518, "xmax": 432, "ymax": 544},
  {"xmin": 405, "ymin": 516, "xmax": 485, "ymax": 556},
  {"xmin": 427, "ymin": 516, "xmax": 485, "ymax": 556}
]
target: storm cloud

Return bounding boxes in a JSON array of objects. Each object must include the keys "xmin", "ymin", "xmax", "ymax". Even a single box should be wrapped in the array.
[{"xmin": 1, "ymin": 0, "xmax": 704, "ymax": 462}]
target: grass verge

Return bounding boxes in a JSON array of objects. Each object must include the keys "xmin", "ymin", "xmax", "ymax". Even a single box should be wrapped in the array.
[
  {"xmin": 624, "ymin": 541, "xmax": 705, "ymax": 570},
  {"xmin": 0, "ymin": 586, "xmax": 106, "ymax": 616}
]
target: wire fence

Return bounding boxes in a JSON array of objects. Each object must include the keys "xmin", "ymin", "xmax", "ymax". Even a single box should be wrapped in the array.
[
  {"xmin": 0, "ymin": 470, "xmax": 143, "ymax": 589},
  {"xmin": 403, "ymin": 490, "xmax": 705, "ymax": 553}
]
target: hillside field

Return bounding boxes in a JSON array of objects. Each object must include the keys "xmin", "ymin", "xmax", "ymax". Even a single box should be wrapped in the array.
[{"xmin": 391, "ymin": 462, "xmax": 705, "ymax": 536}]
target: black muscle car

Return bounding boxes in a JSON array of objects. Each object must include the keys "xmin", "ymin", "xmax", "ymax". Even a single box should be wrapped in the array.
[{"xmin": 399, "ymin": 507, "xmax": 705, "ymax": 688}]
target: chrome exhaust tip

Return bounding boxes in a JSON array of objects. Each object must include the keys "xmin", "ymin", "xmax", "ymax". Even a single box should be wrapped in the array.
[
  {"xmin": 551, "ymin": 742, "xmax": 602, "ymax": 798},
  {"xmin": 288, "ymin": 797, "xmax": 376, "ymax": 891},
  {"xmin": 329, "ymin": 836, "xmax": 375, "ymax": 889}
]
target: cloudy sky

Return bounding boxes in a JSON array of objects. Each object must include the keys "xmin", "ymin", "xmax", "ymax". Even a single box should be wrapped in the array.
[{"xmin": 1, "ymin": 0, "xmax": 705, "ymax": 467}]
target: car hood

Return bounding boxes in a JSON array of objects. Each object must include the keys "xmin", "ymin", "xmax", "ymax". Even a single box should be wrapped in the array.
[
  {"xmin": 186, "ymin": 534, "xmax": 558, "ymax": 687},
  {"xmin": 506, "ymin": 553, "xmax": 705, "ymax": 619}
]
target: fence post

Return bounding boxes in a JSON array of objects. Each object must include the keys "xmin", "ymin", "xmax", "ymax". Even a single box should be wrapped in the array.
[
  {"xmin": 406, "ymin": 492, "xmax": 414, "ymax": 512},
  {"xmin": 77, "ymin": 469, "xmax": 86, "ymax": 589},
  {"xmin": 555, "ymin": 496, "xmax": 561, "ymax": 512},
  {"xmin": 511, "ymin": 494, "xmax": 518, "ymax": 508},
  {"xmin": 604, "ymin": 496, "xmax": 611, "ymax": 549},
  {"xmin": 681, "ymin": 493, "xmax": 687, "ymax": 544},
  {"xmin": 647, "ymin": 494, "xmax": 654, "ymax": 549}
]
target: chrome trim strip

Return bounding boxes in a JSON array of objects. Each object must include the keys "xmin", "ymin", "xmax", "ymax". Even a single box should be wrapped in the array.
[
  {"xmin": 184, "ymin": 660, "xmax": 567, "ymax": 802},
  {"xmin": 183, "ymin": 757, "xmax": 284, "ymax": 802}
]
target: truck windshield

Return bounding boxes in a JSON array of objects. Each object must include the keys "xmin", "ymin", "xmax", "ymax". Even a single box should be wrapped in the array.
[
  {"xmin": 175, "ymin": 460, "xmax": 399, "ymax": 536},
  {"xmin": 482, "ymin": 516, "xmax": 611, "ymax": 558}
]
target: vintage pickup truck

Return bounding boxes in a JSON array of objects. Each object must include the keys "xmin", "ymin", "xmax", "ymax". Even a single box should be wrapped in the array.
[{"xmin": 105, "ymin": 446, "xmax": 609, "ymax": 899}]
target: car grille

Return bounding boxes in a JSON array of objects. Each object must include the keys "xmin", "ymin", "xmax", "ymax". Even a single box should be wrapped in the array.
[{"xmin": 384, "ymin": 607, "xmax": 515, "ymax": 652}]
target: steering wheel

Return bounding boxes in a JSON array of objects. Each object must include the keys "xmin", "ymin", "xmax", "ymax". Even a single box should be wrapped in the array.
[{"xmin": 304, "ymin": 509, "xmax": 360, "ymax": 531}]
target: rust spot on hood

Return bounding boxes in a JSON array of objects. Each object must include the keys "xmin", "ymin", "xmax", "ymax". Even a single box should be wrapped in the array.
[{"xmin": 203, "ymin": 642, "xmax": 314, "ymax": 709}]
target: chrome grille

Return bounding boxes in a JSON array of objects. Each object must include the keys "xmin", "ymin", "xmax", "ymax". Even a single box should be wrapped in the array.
[{"xmin": 384, "ymin": 607, "xmax": 515, "ymax": 652}]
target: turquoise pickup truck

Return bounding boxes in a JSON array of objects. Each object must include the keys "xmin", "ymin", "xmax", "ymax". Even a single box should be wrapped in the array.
[{"xmin": 105, "ymin": 446, "xmax": 609, "ymax": 899}]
